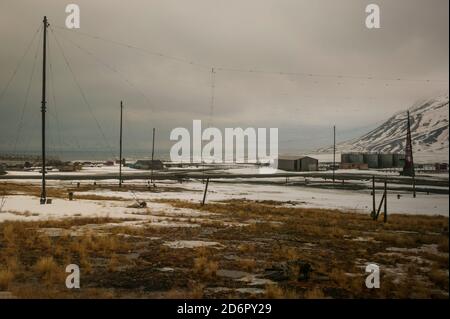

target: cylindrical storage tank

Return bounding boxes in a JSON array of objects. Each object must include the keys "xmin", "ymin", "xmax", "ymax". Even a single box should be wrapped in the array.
[
  {"xmin": 378, "ymin": 153, "xmax": 394, "ymax": 168},
  {"xmin": 348, "ymin": 153, "xmax": 364, "ymax": 164},
  {"xmin": 363, "ymin": 153, "xmax": 379, "ymax": 168},
  {"xmin": 393, "ymin": 153, "xmax": 405, "ymax": 168},
  {"xmin": 341, "ymin": 153, "xmax": 350, "ymax": 164}
]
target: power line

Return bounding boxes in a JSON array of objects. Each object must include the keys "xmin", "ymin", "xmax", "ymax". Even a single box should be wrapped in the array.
[
  {"xmin": 54, "ymin": 24, "xmax": 448, "ymax": 84},
  {"xmin": 50, "ymin": 28, "xmax": 115, "ymax": 157},
  {"xmin": 13, "ymin": 28, "xmax": 42, "ymax": 155},
  {"xmin": 54, "ymin": 25, "xmax": 211, "ymax": 70},
  {"xmin": 0, "ymin": 25, "xmax": 42, "ymax": 105},
  {"xmin": 53, "ymin": 28, "xmax": 155, "ymax": 113},
  {"xmin": 207, "ymin": 68, "xmax": 216, "ymax": 128},
  {"xmin": 214, "ymin": 66, "xmax": 449, "ymax": 84},
  {"xmin": 47, "ymin": 31, "xmax": 64, "ymax": 159}
]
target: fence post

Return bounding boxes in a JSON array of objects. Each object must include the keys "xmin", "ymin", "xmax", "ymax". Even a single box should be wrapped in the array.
[
  {"xmin": 384, "ymin": 177, "xmax": 387, "ymax": 223},
  {"xmin": 372, "ymin": 175, "xmax": 376, "ymax": 219},
  {"xmin": 201, "ymin": 178, "xmax": 210, "ymax": 206},
  {"xmin": 375, "ymin": 192, "xmax": 385, "ymax": 221}
]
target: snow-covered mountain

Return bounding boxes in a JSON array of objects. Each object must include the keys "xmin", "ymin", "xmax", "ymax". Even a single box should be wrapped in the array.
[{"xmin": 317, "ymin": 95, "xmax": 449, "ymax": 163}]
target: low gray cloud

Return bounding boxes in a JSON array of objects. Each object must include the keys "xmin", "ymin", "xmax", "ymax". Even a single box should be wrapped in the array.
[{"xmin": 0, "ymin": 0, "xmax": 448, "ymax": 158}]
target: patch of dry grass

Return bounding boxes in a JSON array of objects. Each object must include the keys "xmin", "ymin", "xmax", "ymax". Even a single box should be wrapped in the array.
[
  {"xmin": 107, "ymin": 254, "xmax": 119, "ymax": 272},
  {"xmin": 438, "ymin": 237, "xmax": 449, "ymax": 253},
  {"xmin": 193, "ymin": 256, "xmax": 219, "ymax": 279},
  {"xmin": 34, "ymin": 257, "xmax": 63, "ymax": 284},
  {"xmin": 0, "ymin": 269, "xmax": 14, "ymax": 290},
  {"xmin": 238, "ymin": 258, "xmax": 256, "ymax": 271},
  {"xmin": 264, "ymin": 284, "xmax": 298, "ymax": 299},
  {"xmin": 304, "ymin": 287, "xmax": 326, "ymax": 299},
  {"xmin": 427, "ymin": 267, "xmax": 449, "ymax": 291},
  {"xmin": 0, "ymin": 196, "xmax": 448, "ymax": 299},
  {"xmin": 165, "ymin": 283, "xmax": 204, "ymax": 299}
]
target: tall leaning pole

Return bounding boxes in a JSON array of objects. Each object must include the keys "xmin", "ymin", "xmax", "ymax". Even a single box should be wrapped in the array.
[
  {"xmin": 402, "ymin": 111, "xmax": 415, "ymax": 177},
  {"xmin": 40, "ymin": 16, "xmax": 49, "ymax": 204},
  {"xmin": 119, "ymin": 101, "xmax": 123, "ymax": 188}
]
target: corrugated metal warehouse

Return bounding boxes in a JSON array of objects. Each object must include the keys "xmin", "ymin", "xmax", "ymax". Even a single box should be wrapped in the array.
[
  {"xmin": 393, "ymin": 154, "xmax": 405, "ymax": 168},
  {"xmin": 363, "ymin": 153, "xmax": 379, "ymax": 168},
  {"xmin": 378, "ymin": 153, "xmax": 394, "ymax": 168},
  {"xmin": 277, "ymin": 156, "xmax": 318, "ymax": 171},
  {"xmin": 341, "ymin": 152, "xmax": 405, "ymax": 169}
]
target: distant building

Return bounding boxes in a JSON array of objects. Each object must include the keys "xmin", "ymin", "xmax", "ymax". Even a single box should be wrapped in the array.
[
  {"xmin": 58, "ymin": 162, "xmax": 82, "ymax": 172},
  {"xmin": 133, "ymin": 160, "xmax": 164, "ymax": 170},
  {"xmin": 341, "ymin": 152, "xmax": 404, "ymax": 169},
  {"xmin": 435, "ymin": 163, "xmax": 448, "ymax": 172},
  {"xmin": 277, "ymin": 156, "xmax": 318, "ymax": 172},
  {"xmin": 115, "ymin": 158, "xmax": 126, "ymax": 165}
]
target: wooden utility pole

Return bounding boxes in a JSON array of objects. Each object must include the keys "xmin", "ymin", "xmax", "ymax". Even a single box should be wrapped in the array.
[
  {"xmin": 383, "ymin": 177, "xmax": 388, "ymax": 223},
  {"xmin": 372, "ymin": 175, "xmax": 376, "ymax": 219},
  {"xmin": 40, "ymin": 16, "xmax": 49, "ymax": 204},
  {"xmin": 332, "ymin": 125, "xmax": 336, "ymax": 185},
  {"xmin": 151, "ymin": 128, "xmax": 155, "ymax": 162},
  {"xmin": 151, "ymin": 127, "xmax": 155, "ymax": 183},
  {"xmin": 119, "ymin": 101, "xmax": 123, "ymax": 188}
]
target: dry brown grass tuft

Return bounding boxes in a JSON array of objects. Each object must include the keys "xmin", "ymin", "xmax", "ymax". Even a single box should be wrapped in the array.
[
  {"xmin": 193, "ymin": 256, "xmax": 219, "ymax": 278},
  {"xmin": 34, "ymin": 257, "xmax": 62, "ymax": 284},
  {"xmin": 264, "ymin": 284, "xmax": 284, "ymax": 299},
  {"xmin": 264, "ymin": 284, "xmax": 298, "ymax": 299},
  {"xmin": 2, "ymin": 224, "xmax": 16, "ymax": 246},
  {"xmin": 107, "ymin": 254, "xmax": 119, "ymax": 272},
  {"xmin": 373, "ymin": 232, "xmax": 417, "ymax": 247},
  {"xmin": 239, "ymin": 258, "xmax": 256, "ymax": 271},
  {"xmin": 0, "ymin": 269, "xmax": 14, "ymax": 290},
  {"xmin": 166, "ymin": 283, "xmax": 205, "ymax": 299},
  {"xmin": 4, "ymin": 256, "xmax": 21, "ymax": 273},
  {"xmin": 273, "ymin": 246, "xmax": 299, "ymax": 262},
  {"xmin": 438, "ymin": 237, "xmax": 449, "ymax": 253},
  {"xmin": 304, "ymin": 287, "xmax": 326, "ymax": 299},
  {"xmin": 427, "ymin": 268, "xmax": 449, "ymax": 291},
  {"xmin": 238, "ymin": 243, "xmax": 256, "ymax": 254}
]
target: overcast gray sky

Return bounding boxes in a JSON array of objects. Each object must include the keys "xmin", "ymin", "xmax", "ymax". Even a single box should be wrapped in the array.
[{"xmin": 0, "ymin": 0, "xmax": 448, "ymax": 158}]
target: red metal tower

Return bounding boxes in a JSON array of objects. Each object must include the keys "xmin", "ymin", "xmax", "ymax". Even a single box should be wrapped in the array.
[{"xmin": 402, "ymin": 111, "xmax": 415, "ymax": 177}]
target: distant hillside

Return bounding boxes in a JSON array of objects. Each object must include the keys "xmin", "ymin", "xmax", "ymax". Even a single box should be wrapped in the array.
[{"xmin": 317, "ymin": 95, "xmax": 449, "ymax": 163}]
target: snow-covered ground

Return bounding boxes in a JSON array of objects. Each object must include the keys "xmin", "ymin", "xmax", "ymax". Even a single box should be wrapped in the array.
[
  {"xmin": 1, "ymin": 163, "xmax": 448, "ymax": 222},
  {"xmin": 0, "ymin": 181, "xmax": 447, "ymax": 223},
  {"xmin": 0, "ymin": 194, "xmax": 211, "ymax": 224},
  {"xmin": 4, "ymin": 165, "xmax": 149, "ymax": 176},
  {"xmin": 146, "ymin": 181, "xmax": 448, "ymax": 215},
  {"xmin": 220, "ymin": 165, "xmax": 449, "ymax": 179}
]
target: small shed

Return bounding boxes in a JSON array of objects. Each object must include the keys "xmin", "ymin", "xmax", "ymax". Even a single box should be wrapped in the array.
[
  {"xmin": 133, "ymin": 160, "xmax": 164, "ymax": 170},
  {"xmin": 277, "ymin": 156, "xmax": 318, "ymax": 172}
]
